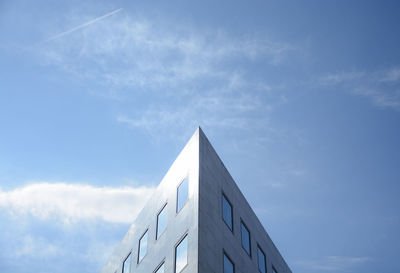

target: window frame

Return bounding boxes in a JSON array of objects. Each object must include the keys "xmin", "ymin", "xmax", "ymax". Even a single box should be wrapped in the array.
[
  {"xmin": 174, "ymin": 232, "xmax": 189, "ymax": 273},
  {"xmin": 122, "ymin": 251, "xmax": 132, "ymax": 273},
  {"xmin": 257, "ymin": 245, "xmax": 267, "ymax": 273},
  {"xmin": 156, "ymin": 203, "xmax": 167, "ymax": 240},
  {"xmin": 176, "ymin": 177, "xmax": 189, "ymax": 213},
  {"xmin": 240, "ymin": 220, "xmax": 251, "ymax": 257},
  {"xmin": 137, "ymin": 229, "xmax": 148, "ymax": 264},
  {"xmin": 222, "ymin": 192, "xmax": 233, "ymax": 232},
  {"xmin": 153, "ymin": 260, "xmax": 165, "ymax": 273},
  {"xmin": 223, "ymin": 250, "xmax": 235, "ymax": 273}
]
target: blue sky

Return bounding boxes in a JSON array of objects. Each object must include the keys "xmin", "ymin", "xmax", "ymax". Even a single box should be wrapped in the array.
[{"xmin": 1, "ymin": 0, "xmax": 400, "ymax": 272}]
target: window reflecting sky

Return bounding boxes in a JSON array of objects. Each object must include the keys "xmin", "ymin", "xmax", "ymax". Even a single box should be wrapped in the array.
[
  {"xmin": 223, "ymin": 254, "xmax": 234, "ymax": 273},
  {"xmin": 155, "ymin": 263, "xmax": 164, "ymax": 273},
  {"xmin": 257, "ymin": 247, "xmax": 266, "ymax": 273},
  {"xmin": 157, "ymin": 204, "xmax": 167, "ymax": 239},
  {"xmin": 138, "ymin": 230, "xmax": 148, "ymax": 263},
  {"xmin": 241, "ymin": 222, "xmax": 251, "ymax": 255},
  {"xmin": 123, "ymin": 253, "xmax": 131, "ymax": 273},
  {"xmin": 222, "ymin": 195, "xmax": 233, "ymax": 230},
  {"xmin": 175, "ymin": 235, "xmax": 188, "ymax": 273},
  {"xmin": 177, "ymin": 178, "xmax": 188, "ymax": 212}
]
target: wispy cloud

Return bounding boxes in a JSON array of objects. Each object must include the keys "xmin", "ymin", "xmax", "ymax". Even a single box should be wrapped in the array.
[
  {"xmin": 296, "ymin": 256, "xmax": 372, "ymax": 271},
  {"xmin": 317, "ymin": 71, "xmax": 365, "ymax": 86},
  {"xmin": 116, "ymin": 90, "xmax": 279, "ymax": 140},
  {"xmin": 0, "ymin": 182, "xmax": 155, "ymax": 224},
  {"xmin": 316, "ymin": 68, "xmax": 400, "ymax": 111},
  {"xmin": 35, "ymin": 14, "xmax": 292, "ymax": 92},
  {"xmin": 379, "ymin": 67, "xmax": 400, "ymax": 83},
  {"xmin": 353, "ymin": 87, "xmax": 400, "ymax": 109},
  {"xmin": 31, "ymin": 11, "xmax": 294, "ymax": 140}
]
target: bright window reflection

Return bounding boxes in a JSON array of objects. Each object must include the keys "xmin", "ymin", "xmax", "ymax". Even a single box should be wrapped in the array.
[
  {"xmin": 175, "ymin": 234, "xmax": 188, "ymax": 273},
  {"xmin": 177, "ymin": 178, "xmax": 188, "ymax": 212},
  {"xmin": 257, "ymin": 246, "xmax": 266, "ymax": 273},
  {"xmin": 222, "ymin": 194, "xmax": 233, "ymax": 231},
  {"xmin": 138, "ymin": 230, "xmax": 148, "ymax": 263},
  {"xmin": 123, "ymin": 252, "xmax": 131, "ymax": 273},
  {"xmin": 155, "ymin": 262, "xmax": 165, "ymax": 273},
  {"xmin": 157, "ymin": 204, "xmax": 167, "ymax": 239},
  {"xmin": 223, "ymin": 253, "xmax": 234, "ymax": 273},
  {"xmin": 241, "ymin": 222, "xmax": 251, "ymax": 256}
]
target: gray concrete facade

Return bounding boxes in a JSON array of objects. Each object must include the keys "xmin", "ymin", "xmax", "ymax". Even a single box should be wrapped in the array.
[
  {"xmin": 198, "ymin": 129, "xmax": 292, "ymax": 273},
  {"xmin": 101, "ymin": 127, "xmax": 292, "ymax": 273}
]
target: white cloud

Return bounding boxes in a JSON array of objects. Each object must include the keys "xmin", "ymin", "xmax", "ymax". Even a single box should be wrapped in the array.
[
  {"xmin": 296, "ymin": 256, "xmax": 372, "ymax": 271},
  {"xmin": 0, "ymin": 182, "xmax": 155, "ymax": 224}
]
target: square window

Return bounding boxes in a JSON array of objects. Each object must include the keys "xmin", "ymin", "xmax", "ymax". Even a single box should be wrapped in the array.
[
  {"xmin": 222, "ymin": 194, "xmax": 233, "ymax": 231},
  {"xmin": 257, "ymin": 246, "xmax": 266, "ymax": 273},
  {"xmin": 157, "ymin": 204, "xmax": 167, "ymax": 239},
  {"xmin": 241, "ymin": 221, "xmax": 251, "ymax": 256},
  {"xmin": 175, "ymin": 234, "xmax": 188, "ymax": 273},
  {"xmin": 138, "ymin": 230, "xmax": 148, "ymax": 263},
  {"xmin": 177, "ymin": 178, "xmax": 188, "ymax": 212},
  {"xmin": 223, "ymin": 252, "xmax": 235, "ymax": 273},
  {"xmin": 122, "ymin": 252, "xmax": 131, "ymax": 273}
]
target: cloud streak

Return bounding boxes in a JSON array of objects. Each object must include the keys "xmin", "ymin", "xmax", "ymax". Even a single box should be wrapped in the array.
[
  {"xmin": 0, "ymin": 182, "xmax": 155, "ymax": 224},
  {"xmin": 45, "ymin": 8, "xmax": 123, "ymax": 42}
]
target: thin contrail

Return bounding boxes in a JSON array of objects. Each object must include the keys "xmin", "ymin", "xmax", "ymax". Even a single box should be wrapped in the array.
[{"xmin": 45, "ymin": 8, "xmax": 123, "ymax": 42}]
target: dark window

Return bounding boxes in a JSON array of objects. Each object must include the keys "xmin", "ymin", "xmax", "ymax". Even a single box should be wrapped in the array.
[
  {"xmin": 222, "ymin": 194, "xmax": 233, "ymax": 231},
  {"xmin": 177, "ymin": 178, "xmax": 188, "ymax": 212},
  {"xmin": 175, "ymin": 234, "xmax": 188, "ymax": 273},
  {"xmin": 257, "ymin": 246, "xmax": 267, "ymax": 273},
  {"xmin": 138, "ymin": 230, "xmax": 148, "ymax": 263},
  {"xmin": 223, "ymin": 253, "xmax": 235, "ymax": 273},
  {"xmin": 157, "ymin": 204, "xmax": 167, "ymax": 239},
  {"xmin": 122, "ymin": 252, "xmax": 131, "ymax": 273},
  {"xmin": 241, "ymin": 221, "xmax": 251, "ymax": 256},
  {"xmin": 154, "ymin": 262, "xmax": 165, "ymax": 273}
]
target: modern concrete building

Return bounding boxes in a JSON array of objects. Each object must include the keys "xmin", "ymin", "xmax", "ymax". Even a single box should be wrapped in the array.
[{"xmin": 101, "ymin": 128, "xmax": 292, "ymax": 273}]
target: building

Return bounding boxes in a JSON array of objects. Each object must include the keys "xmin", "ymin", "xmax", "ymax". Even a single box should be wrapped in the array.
[{"xmin": 101, "ymin": 127, "xmax": 292, "ymax": 273}]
